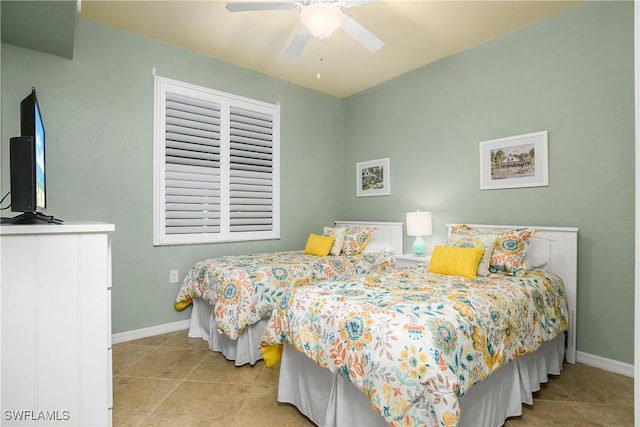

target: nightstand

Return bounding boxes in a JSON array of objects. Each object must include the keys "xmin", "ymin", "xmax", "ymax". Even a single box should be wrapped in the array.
[{"xmin": 395, "ymin": 253, "xmax": 431, "ymax": 268}]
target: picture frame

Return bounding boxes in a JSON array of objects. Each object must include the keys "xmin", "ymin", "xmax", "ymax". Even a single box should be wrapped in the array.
[
  {"xmin": 356, "ymin": 157, "xmax": 390, "ymax": 197},
  {"xmin": 479, "ymin": 131, "xmax": 549, "ymax": 190}
]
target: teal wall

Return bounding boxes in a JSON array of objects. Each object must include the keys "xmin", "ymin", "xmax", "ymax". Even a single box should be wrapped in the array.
[
  {"xmin": 340, "ymin": 2, "xmax": 634, "ymax": 364},
  {"xmin": 1, "ymin": 2, "xmax": 635, "ymax": 365},
  {"xmin": 1, "ymin": 18, "xmax": 345, "ymax": 334}
]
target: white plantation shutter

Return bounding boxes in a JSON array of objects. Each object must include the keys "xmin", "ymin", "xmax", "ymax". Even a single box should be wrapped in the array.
[
  {"xmin": 154, "ymin": 76, "xmax": 280, "ymax": 245},
  {"xmin": 164, "ymin": 93, "xmax": 222, "ymax": 235},
  {"xmin": 229, "ymin": 107, "xmax": 275, "ymax": 232}
]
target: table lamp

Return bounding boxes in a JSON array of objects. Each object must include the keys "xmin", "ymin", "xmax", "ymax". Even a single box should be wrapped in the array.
[{"xmin": 406, "ymin": 211, "xmax": 432, "ymax": 256}]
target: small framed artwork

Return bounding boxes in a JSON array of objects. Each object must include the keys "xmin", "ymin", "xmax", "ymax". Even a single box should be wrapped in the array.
[
  {"xmin": 356, "ymin": 157, "xmax": 390, "ymax": 197},
  {"xmin": 479, "ymin": 131, "xmax": 549, "ymax": 190}
]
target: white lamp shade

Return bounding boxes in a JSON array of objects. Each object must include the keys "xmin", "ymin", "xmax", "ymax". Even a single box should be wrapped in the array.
[
  {"xmin": 406, "ymin": 211, "xmax": 432, "ymax": 236},
  {"xmin": 299, "ymin": 3, "xmax": 345, "ymax": 40}
]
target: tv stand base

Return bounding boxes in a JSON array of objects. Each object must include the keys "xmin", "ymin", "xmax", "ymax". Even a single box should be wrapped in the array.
[{"xmin": 1, "ymin": 212, "xmax": 64, "ymax": 225}]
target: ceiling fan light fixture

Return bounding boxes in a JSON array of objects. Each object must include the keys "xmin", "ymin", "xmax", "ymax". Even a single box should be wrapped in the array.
[{"xmin": 299, "ymin": 3, "xmax": 345, "ymax": 40}]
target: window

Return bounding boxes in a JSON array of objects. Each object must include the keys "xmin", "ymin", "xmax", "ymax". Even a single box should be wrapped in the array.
[{"xmin": 153, "ymin": 76, "xmax": 280, "ymax": 245}]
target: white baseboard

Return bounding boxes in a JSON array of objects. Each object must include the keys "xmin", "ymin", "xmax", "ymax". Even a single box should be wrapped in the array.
[
  {"xmin": 576, "ymin": 350, "xmax": 634, "ymax": 377},
  {"xmin": 111, "ymin": 319, "xmax": 190, "ymax": 345}
]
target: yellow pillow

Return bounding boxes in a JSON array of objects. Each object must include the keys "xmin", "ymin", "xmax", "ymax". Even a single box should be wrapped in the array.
[
  {"xmin": 304, "ymin": 233, "xmax": 335, "ymax": 256},
  {"xmin": 428, "ymin": 245, "xmax": 484, "ymax": 279}
]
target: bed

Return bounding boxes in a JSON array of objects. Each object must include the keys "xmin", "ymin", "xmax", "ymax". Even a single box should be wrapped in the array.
[
  {"xmin": 175, "ymin": 221, "xmax": 404, "ymax": 365},
  {"xmin": 260, "ymin": 224, "xmax": 578, "ymax": 427}
]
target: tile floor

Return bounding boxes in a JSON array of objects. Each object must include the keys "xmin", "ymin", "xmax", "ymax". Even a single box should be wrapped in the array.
[{"xmin": 113, "ymin": 331, "xmax": 634, "ymax": 426}]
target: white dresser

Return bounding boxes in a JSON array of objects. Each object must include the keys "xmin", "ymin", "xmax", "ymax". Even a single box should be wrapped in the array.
[{"xmin": 1, "ymin": 222, "xmax": 115, "ymax": 426}]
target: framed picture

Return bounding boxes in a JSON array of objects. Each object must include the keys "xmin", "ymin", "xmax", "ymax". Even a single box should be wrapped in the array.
[
  {"xmin": 356, "ymin": 157, "xmax": 390, "ymax": 197},
  {"xmin": 479, "ymin": 131, "xmax": 549, "ymax": 190}
]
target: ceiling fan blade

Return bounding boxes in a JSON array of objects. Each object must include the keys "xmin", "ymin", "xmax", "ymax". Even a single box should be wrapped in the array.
[
  {"xmin": 285, "ymin": 25, "xmax": 311, "ymax": 57},
  {"xmin": 226, "ymin": 2, "xmax": 298, "ymax": 12},
  {"xmin": 340, "ymin": 15, "xmax": 384, "ymax": 52}
]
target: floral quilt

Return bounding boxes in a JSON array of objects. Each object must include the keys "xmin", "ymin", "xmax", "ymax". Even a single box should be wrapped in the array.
[
  {"xmin": 174, "ymin": 251, "xmax": 395, "ymax": 339},
  {"xmin": 260, "ymin": 266, "xmax": 568, "ymax": 427}
]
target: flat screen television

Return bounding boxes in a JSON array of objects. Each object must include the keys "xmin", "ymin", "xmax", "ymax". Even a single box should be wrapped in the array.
[{"xmin": 2, "ymin": 87, "xmax": 62, "ymax": 224}]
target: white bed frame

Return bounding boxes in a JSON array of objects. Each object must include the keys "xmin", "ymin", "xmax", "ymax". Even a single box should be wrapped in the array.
[
  {"xmin": 277, "ymin": 224, "xmax": 578, "ymax": 427},
  {"xmin": 187, "ymin": 221, "xmax": 404, "ymax": 365},
  {"xmin": 449, "ymin": 224, "xmax": 578, "ymax": 363},
  {"xmin": 335, "ymin": 220, "xmax": 404, "ymax": 256}
]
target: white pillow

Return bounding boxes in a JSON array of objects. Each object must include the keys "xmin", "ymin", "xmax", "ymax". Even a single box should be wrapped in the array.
[
  {"xmin": 525, "ymin": 236, "xmax": 550, "ymax": 271},
  {"xmin": 323, "ymin": 226, "xmax": 346, "ymax": 256},
  {"xmin": 361, "ymin": 242, "xmax": 394, "ymax": 254}
]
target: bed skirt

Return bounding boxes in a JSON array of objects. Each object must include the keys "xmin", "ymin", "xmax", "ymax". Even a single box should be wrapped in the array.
[
  {"xmin": 277, "ymin": 334, "xmax": 565, "ymax": 427},
  {"xmin": 187, "ymin": 298, "xmax": 267, "ymax": 366}
]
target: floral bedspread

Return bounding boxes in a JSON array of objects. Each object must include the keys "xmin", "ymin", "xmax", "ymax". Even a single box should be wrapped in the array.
[
  {"xmin": 260, "ymin": 266, "xmax": 568, "ymax": 427},
  {"xmin": 174, "ymin": 251, "xmax": 395, "ymax": 339}
]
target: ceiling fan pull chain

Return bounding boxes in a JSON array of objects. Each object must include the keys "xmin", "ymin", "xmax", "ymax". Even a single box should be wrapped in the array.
[{"xmin": 317, "ymin": 51, "xmax": 324, "ymax": 79}]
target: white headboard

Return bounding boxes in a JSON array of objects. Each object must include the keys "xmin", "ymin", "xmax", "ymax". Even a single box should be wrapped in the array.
[
  {"xmin": 447, "ymin": 224, "xmax": 578, "ymax": 364},
  {"xmin": 335, "ymin": 221, "xmax": 404, "ymax": 256}
]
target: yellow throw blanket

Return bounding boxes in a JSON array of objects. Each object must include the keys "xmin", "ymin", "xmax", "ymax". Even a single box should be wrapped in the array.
[
  {"xmin": 174, "ymin": 298, "xmax": 192, "ymax": 311},
  {"xmin": 260, "ymin": 344, "xmax": 283, "ymax": 367}
]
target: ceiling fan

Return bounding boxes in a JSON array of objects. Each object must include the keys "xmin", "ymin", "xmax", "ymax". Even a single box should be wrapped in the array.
[{"xmin": 225, "ymin": 1, "xmax": 384, "ymax": 57}]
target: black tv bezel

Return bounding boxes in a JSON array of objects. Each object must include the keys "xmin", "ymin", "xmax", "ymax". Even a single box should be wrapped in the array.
[
  {"xmin": 3, "ymin": 88, "xmax": 62, "ymax": 225},
  {"xmin": 18, "ymin": 87, "xmax": 46, "ymax": 212}
]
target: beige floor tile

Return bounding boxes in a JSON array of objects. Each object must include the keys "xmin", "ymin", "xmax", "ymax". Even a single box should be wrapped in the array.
[
  {"xmin": 231, "ymin": 398, "xmax": 316, "ymax": 427},
  {"xmin": 142, "ymin": 381, "xmax": 265, "ymax": 426},
  {"xmin": 612, "ymin": 371, "xmax": 635, "ymax": 388},
  {"xmin": 157, "ymin": 330, "xmax": 211, "ymax": 350},
  {"xmin": 126, "ymin": 334, "xmax": 174, "ymax": 347},
  {"xmin": 112, "ymin": 343, "xmax": 156, "ymax": 375},
  {"xmin": 119, "ymin": 346, "xmax": 210, "ymax": 380},
  {"xmin": 531, "ymin": 377, "xmax": 576, "ymax": 402},
  {"xmin": 507, "ymin": 400, "xmax": 601, "ymax": 426},
  {"xmin": 112, "ymin": 376, "xmax": 180, "ymax": 426},
  {"xmin": 552, "ymin": 363, "xmax": 634, "ymax": 406},
  {"xmin": 186, "ymin": 352, "xmax": 268, "ymax": 385},
  {"xmin": 256, "ymin": 361, "xmax": 281, "ymax": 387},
  {"xmin": 576, "ymin": 402, "xmax": 635, "ymax": 426}
]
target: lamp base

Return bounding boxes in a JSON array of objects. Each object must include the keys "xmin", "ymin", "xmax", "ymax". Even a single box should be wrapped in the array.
[{"xmin": 412, "ymin": 236, "xmax": 426, "ymax": 256}]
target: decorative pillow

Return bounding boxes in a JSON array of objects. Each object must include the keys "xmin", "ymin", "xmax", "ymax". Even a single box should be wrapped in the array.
[
  {"xmin": 445, "ymin": 228, "xmax": 498, "ymax": 276},
  {"xmin": 323, "ymin": 226, "xmax": 346, "ymax": 256},
  {"xmin": 489, "ymin": 228, "xmax": 536, "ymax": 276},
  {"xmin": 341, "ymin": 226, "xmax": 374, "ymax": 255},
  {"xmin": 451, "ymin": 225, "xmax": 535, "ymax": 276},
  {"xmin": 304, "ymin": 233, "xmax": 335, "ymax": 257},
  {"xmin": 428, "ymin": 245, "xmax": 484, "ymax": 279}
]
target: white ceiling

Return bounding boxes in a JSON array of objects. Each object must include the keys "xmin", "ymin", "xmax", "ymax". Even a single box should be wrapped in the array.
[{"xmin": 79, "ymin": 0, "xmax": 582, "ymax": 98}]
